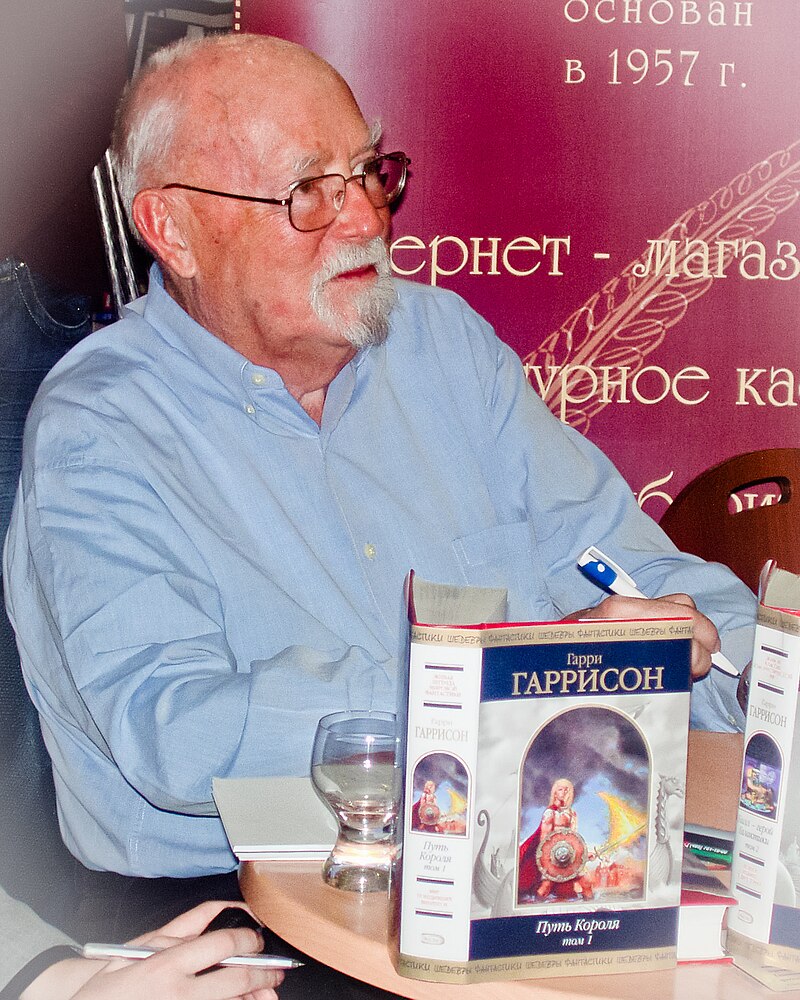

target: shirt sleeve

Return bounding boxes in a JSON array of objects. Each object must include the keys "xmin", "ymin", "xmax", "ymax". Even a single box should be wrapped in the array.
[
  {"xmin": 461, "ymin": 298, "xmax": 756, "ymax": 732},
  {"xmin": 9, "ymin": 444, "xmax": 392, "ymax": 817}
]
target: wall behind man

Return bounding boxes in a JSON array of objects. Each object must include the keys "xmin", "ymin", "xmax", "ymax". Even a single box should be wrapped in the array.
[
  {"xmin": 242, "ymin": 1, "xmax": 800, "ymax": 516},
  {"xmin": 0, "ymin": 0, "xmax": 127, "ymax": 297}
]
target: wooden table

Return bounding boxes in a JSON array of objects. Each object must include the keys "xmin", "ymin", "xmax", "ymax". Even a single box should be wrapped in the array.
[{"xmin": 240, "ymin": 731, "xmax": 797, "ymax": 998}]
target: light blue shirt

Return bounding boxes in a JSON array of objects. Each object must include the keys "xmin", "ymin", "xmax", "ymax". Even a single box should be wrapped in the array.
[{"xmin": 4, "ymin": 269, "xmax": 756, "ymax": 876}]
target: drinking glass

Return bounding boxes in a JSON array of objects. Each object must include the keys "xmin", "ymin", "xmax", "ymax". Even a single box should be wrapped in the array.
[{"xmin": 310, "ymin": 710, "xmax": 400, "ymax": 892}]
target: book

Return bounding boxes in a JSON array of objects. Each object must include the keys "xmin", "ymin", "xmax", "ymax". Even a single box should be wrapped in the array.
[
  {"xmin": 682, "ymin": 823, "xmax": 733, "ymax": 894},
  {"xmin": 728, "ymin": 563, "xmax": 800, "ymax": 971},
  {"xmin": 683, "ymin": 823, "xmax": 734, "ymax": 872},
  {"xmin": 677, "ymin": 887, "xmax": 735, "ymax": 962},
  {"xmin": 212, "ymin": 775, "xmax": 337, "ymax": 861},
  {"xmin": 391, "ymin": 575, "xmax": 693, "ymax": 984}
]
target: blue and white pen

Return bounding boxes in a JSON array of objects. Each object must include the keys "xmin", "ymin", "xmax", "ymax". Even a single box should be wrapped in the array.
[{"xmin": 577, "ymin": 545, "xmax": 740, "ymax": 677}]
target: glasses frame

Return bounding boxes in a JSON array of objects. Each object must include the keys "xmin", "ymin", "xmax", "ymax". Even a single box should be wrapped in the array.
[{"xmin": 159, "ymin": 151, "xmax": 410, "ymax": 233}]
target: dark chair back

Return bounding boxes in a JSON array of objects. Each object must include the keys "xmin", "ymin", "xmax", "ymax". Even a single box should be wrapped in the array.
[{"xmin": 659, "ymin": 448, "xmax": 800, "ymax": 594}]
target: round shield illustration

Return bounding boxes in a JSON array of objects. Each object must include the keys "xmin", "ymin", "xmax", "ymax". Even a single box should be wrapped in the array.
[
  {"xmin": 536, "ymin": 829, "xmax": 588, "ymax": 882},
  {"xmin": 418, "ymin": 801, "xmax": 441, "ymax": 826}
]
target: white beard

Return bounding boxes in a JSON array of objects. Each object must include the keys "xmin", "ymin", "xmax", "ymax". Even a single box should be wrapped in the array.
[{"xmin": 309, "ymin": 237, "xmax": 398, "ymax": 349}]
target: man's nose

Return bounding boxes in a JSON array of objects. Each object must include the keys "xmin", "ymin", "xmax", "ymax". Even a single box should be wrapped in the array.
[{"xmin": 332, "ymin": 177, "xmax": 387, "ymax": 239}]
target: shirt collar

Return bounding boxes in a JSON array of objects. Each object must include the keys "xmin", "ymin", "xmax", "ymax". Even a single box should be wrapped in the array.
[
  {"xmin": 137, "ymin": 263, "xmax": 378, "ymax": 430},
  {"xmin": 138, "ymin": 263, "xmax": 282, "ymax": 390}
]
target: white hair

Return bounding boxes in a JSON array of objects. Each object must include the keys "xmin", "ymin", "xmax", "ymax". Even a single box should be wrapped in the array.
[{"xmin": 111, "ymin": 38, "xmax": 198, "ymax": 232}]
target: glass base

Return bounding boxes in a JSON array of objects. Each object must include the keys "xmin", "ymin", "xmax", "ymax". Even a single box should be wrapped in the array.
[{"xmin": 322, "ymin": 838, "xmax": 393, "ymax": 893}]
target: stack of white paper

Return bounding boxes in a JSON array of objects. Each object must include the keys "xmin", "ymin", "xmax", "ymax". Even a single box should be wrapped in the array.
[{"xmin": 212, "ymin": 775, "xmax": 337, "ymax": 861}]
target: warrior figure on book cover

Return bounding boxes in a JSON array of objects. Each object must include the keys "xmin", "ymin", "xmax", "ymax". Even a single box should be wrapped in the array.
[
  {"xmin": 518, "ymin": 776, "xmax": 596, "ymax": 902},
  {"xmin": 410, "ymin": 752, "xmax": 469, "ymax": 837}
]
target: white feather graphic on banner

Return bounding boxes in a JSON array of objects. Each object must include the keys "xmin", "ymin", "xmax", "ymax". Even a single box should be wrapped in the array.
[{"xmin": 523, "ymin": 138, "xmax": 800, "ymax": 433}]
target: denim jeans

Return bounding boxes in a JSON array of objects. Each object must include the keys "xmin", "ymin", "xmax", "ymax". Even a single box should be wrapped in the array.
[{"xmin": 0, "ymin": 258, "xmax": 91, "ymax": 525}]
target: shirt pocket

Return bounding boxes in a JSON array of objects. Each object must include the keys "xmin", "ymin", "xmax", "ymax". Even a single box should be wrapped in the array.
[{"xmin": 451, "ymin": 520, "xmax": 547, "ymax": 617}]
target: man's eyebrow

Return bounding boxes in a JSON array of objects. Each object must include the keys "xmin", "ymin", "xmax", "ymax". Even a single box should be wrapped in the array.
[
  {"xmin": 290, "ymin": 121, "xmax": 384, "ymax": 176},
  {"xmin": 292, "ymin": 152, "xmax": 319, "ymax": 175},
  {"xmin": 366, "ymin": 120, "xmax": 383, "ymax": 150}
]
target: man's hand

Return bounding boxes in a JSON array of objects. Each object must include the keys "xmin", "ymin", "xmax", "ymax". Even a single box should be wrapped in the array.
[{"xmin": 567, "ymin": 593, "xmax": 720, "ymax": 681}]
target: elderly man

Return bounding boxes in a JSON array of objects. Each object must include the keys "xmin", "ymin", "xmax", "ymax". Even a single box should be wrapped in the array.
[{"xmin": 4, "ymin": 33, "xmax": 755, "ymax": 880}]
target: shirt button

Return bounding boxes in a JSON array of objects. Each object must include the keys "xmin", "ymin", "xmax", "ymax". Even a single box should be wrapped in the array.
[
  {"xmin": 245, "ymin": 404, "xmax": 256, "ymax": 415},
  {"xmin": 252, "ymin": 373, "xmax": 265, "ymax": 385},
  {"xmin": 364, "ymin": 542, "xmax": 377, "ymax": 560}
]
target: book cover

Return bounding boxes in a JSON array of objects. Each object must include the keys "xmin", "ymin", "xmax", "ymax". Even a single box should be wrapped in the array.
[
  {"xmin": 392, "ymin": 575, "xmax": 693, "ymax": 984},
  {"xmin": 728, "ymin": 564, "xmax": 800, "ymax": 971}
]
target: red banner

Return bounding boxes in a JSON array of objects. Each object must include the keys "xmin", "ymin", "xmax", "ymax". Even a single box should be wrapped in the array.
[{"xmin": 242, "ymin": 1, "xmax": 799, "ymax": 518}]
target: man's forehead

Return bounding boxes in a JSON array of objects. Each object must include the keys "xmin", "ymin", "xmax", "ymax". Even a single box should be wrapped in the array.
[
  {"xmin": 290, "ymin": 120, "xmax": 383, "ymax": 175},
  {"xmin": 172, "ymin": 56, "xmax": 378, "ymax": 186}
]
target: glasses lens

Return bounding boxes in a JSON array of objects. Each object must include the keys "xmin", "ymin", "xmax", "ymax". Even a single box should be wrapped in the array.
[
  {"xmin": 289, "ymin": 174, "xmax": 344, "ymax": 232},
  {"xmin": 287, "ymin": 155, "xmax": 408, "ymax": 231},
  {"xmin": 362, "ymin": 155, "xmax": 406, "ymax": 208}
]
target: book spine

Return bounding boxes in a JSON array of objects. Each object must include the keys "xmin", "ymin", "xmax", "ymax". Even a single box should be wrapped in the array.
[
  {"xmin": 729, "ymin": 620, "xmax": 800, "ymax": 948},
  {"xmin": 398, "ymin": 638, "xmax": 483, "ymax": 962}
]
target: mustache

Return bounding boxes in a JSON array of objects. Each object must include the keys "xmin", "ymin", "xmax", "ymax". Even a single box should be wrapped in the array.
[{"xmin": 314, "ymin": 237, "xmax": 391, "ymax": 285}]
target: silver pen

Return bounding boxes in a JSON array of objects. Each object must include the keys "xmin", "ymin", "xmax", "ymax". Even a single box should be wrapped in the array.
[{"xmin": 75, "ymin": 942, "xmax": 303, "ymax": 969}]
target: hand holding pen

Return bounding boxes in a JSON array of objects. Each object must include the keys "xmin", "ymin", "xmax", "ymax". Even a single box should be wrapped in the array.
[
  {"xmin": 24, "ymin": 902, "xmax": 293, "ymax": 1000},
  {"xmin": 577, "ymin": 545, "xmax": 740, "ymax": 679}
]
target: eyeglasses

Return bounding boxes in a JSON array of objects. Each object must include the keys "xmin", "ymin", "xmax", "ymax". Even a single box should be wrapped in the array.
[{"xmin": 160, "ymin": 152, "xmax": 410, "ymax": 233}]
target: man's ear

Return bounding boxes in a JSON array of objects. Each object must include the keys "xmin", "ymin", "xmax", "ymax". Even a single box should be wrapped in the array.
[{"xmin": 132, "ymin": 189, "xmax": 196, "ymax": 278}]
